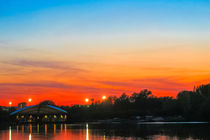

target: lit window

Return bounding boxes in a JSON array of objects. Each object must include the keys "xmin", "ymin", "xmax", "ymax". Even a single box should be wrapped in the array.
[
  {"xmin": 45, "ymin": 115, "xmax": 48, "ymax": 119},
  {"xmin": 37, "ymin": 116, "xmax": 39, "ymax": 119},
  {"xmin": 29, "ymin": 115, "xmax": 32, "ymax": 119},
  {"xmin": 60, "ymin": 115, "xmax": 63, "ymax": 119},
  {"xmin": 21, "ymin": 115, "xmax": 24, "ymax": 118},
  {"xmin": 65, "ymin": 115, "xmax": 67, "ymax": 119},
  {"xmin": 54, "ymin": 115, "xmax": 57, "ymax": 118},
  {"xmin": 16, "ymin": 115, "xmax": 19, "ymax": 119}
]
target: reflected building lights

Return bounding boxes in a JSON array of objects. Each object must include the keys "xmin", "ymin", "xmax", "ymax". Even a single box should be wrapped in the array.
[
  {"xmin": 9, "ymin": 126, "xmax": 11, "ymax": 140},
  {"xmin": 30, "ymin": 124, "xmax": 32, "ymax": 133},
  {"xmin": 86, "ymin": 123, "xmax": 89, "ymax": 140},
  {"xmin": 37, "ymin": 124, "xmax": 39, "ymax": 133},
  {"xmin": 64, "ymin": 124, "xmax": 67, "ymax": 134},
  {"xmin": 22, "ymin": 125, "xmax": 24, "ymax": 133},
  {"xmin": 60, "ymin": 124, "xmax": 63, "ymax": 132},
  {"xmin": 45, "ymin": 124, "xmax": 47, "ymax": 136},
  {"xmin": 54, "ymin": 124, "xmax": 56, "ymax": 135},
  {"xmin": 17, "ymin": 125, "xmax": 19, "ymax": 134},
  {"xmin": 29, "ymin": 133, "xmax": 31, "ymax": 140}
]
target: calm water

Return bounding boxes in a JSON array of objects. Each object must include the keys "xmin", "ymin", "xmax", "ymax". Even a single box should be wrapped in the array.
[{"xmin": 0, "ymin": 122, "xmax": 210, "ymax": 140}]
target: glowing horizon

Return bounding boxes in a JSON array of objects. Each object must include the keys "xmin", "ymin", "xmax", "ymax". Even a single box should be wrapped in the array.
[{"xmin": 0, "ymin": 0, "xmax": 210, "ymax": 106}]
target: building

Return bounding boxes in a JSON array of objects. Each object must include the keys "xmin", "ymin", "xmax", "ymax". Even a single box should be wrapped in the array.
[
  {"xmin": 0, "ymin": 106, "xmax": 9, "ymax": 111},
  {"xmin": 10, "ymin": 104, "xmax": 68, "ymax": 123},
  {"xmin": 18, "ymin": 102, "xmax": 27, "ymax": 109}
]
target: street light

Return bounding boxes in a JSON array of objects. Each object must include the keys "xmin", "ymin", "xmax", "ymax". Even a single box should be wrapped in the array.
[
  {"xmin": 28, "ymin": 98, "xmax": 32, "ymax": 106},
  {"xmin": 102, "ymin": 96, "xmax": 106, "ymax": 100},
  {"xmin": 85, "ymin": 98, "xmax": 89, "ymax": 103},
  {"xmin": 9, "ymin": 101, "xmax": 12, "ymax": 112},
  {"xmin": 9, "ymin": 101, "xmax": 12, "ymax": 106},
  {"xmin": 28, "ymin": 98, "xmax": 32, "ymax": 102}
]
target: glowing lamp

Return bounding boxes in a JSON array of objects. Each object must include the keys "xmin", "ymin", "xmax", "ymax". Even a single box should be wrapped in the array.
[
  {"xmin": 102, "ymin": 96, "xmax": 106, "ymax": 100},
  {"xmin": 85, "ymin": 98, "xmax": 89, "ymax": 102},
  {"xmin": 9, "ymin": 101, "xmax": 12, "ymax": 106}
]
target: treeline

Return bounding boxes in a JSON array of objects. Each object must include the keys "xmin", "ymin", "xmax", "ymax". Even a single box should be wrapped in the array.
[
  {"xmin": 0, "ymin": 109, "xmax": 10, "ymax": 123},
  {"xmin": 0, "ymin": 107, "xmax": 16, "ymax": 123},
  {"xmin": 61, "ymin": 84, "xmax": 210, "ymax": 122},
  {"xmin": 0, "ymin": 84, "xmax": 210, "ymax": 122}
]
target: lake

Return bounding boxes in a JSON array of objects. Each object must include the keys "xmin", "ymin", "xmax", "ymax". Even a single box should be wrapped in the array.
[{"xmin": 0, "ymin": 122, "xmax": 210, "ymax": 140}]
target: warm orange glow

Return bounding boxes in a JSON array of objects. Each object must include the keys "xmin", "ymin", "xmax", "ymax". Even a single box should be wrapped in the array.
[
  {"xmin": 102, "ymin": 96, "xmax": 106, "ymax": 100},
  {"xmin": 0, "ymin": 0, "xmax": 209, "ymax": 107},
  {"xmin": 85, "ymin": 98, "xmax": 89, "ymax": 103},
  {"xmin": 0, "ymin": 51, "xmax": 209, "ymax": 106}
]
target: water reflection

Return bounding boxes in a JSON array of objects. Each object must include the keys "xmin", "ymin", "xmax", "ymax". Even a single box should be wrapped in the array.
[
  {"xmin": 86, "ymin": 123, "xmax": 89, "ymax": 140},
  {"xmin": 44, "ymin": 124, "xmax": 47, "ymax": 136},
  {"xmin": 16, "ymin": 126, "xmax": 18, "ymax": 134},
  {"xmin": 1, "ymin": 123, "xmax": 210, "ymax": 140},
  {"xmin": 21, "ymin": 125, "xmax": 24, "ymax": 133},
  {"xmin": 9, "ymin": 126, "xmax": 11, "ymax": 140},
  {"xmin": 53, "ymin": 124, "xmax": 56, "ymax": 135},
  {"xmin": 29, "ymin": 133, "xmax": 31, "ymax": 140},
  {"xmin": 29, "ymin": 124, "xmax": 32, "ymax": 133},
  {"xmin": 60, "ymin": 123, "xmax": 63, "ymax": 133},
  {"xmin": 64, "ymin": 124, "xmax": 67, "ymax": 134},
  {"xmin": 37, "ymin": 124, "xmax": 39, "ymax": 133}
]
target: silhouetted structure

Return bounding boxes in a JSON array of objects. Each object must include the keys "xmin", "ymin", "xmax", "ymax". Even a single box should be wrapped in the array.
[
  {"xmin": 10, "ymin": 104, "xmax": 67, "ymax": 123},
  {"xmin": 4, "ymin": 84, "xmax": 210, "ymax": 123},
  {"xmin": 18, "ymin": 102, "xmax": 27, "ymax": 109},
  {"xmin": 60, "ymin": 84, "xmax": 210, "ymax": 122}
]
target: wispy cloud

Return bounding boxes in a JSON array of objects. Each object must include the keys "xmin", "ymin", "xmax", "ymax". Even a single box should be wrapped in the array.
[
  {"xmin": 0, "ymin": 81, "xmax": 131, "ymax": 94},
  {"xmin": 0, "ymin": 81, "xmax": 71, "ymax": 88},
  {"xmin": 132, "ymin": 78, "xmax": 184, "ymax": 87},
  {"xmin": 98, "ymin": 77, "xmax": 185, "ymax": 92},
  {"xmin": 99, "ymin": 81, "xmax": 131, "ymax": 87},
  {"xmin": 0, "ymin": 59, "xmax": 87, "ymax": 73}
]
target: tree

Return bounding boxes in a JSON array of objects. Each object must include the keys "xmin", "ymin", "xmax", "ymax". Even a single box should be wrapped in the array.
[
  {"xmin": 130, "ymin": 89, "xmax": 152, "ymax": 103},
  {"xmin": 115, "ymin": 93, "xmax": 129, "ymax": 105},
  {"xmin": 195, "ymin": 84, "xmax": 210, "ymax": 98},
  {"xmin": 90, "ymin": 98, "xmax": 94, "ymax": 105}
]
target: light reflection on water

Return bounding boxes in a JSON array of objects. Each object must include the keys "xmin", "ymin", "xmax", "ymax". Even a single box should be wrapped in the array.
[
  {"xmin": 1, "ymin": 123, "xmax": 210, "ymax": 140},
  {"xmin": 5, "ymin": 123, "xmax": 91, "ymax": 140},
  {"xmin": 9, "ymin": 126, "xmax": 11, "ymax": 140},
  {"xmin": 86, "ymin": 123, "xmax": 88, "ymax": 140},
  {"xmin": 29, "ymin": 133, "xmax": 31, "ymax": 140}
]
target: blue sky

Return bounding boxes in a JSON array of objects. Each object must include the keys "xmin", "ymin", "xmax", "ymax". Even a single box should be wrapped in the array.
[{"xmin": 1, "ymin": 0, "xmax": 210, "ymax": 38}]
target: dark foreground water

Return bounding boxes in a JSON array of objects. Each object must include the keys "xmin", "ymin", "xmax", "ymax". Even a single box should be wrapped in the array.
[{"xmin": 0, "ymin": 122, "xmax": 210, "ymax": 140}]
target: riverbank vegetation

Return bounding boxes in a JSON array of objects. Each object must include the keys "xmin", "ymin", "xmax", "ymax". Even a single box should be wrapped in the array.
[
  {"xmin": 61, "ymin": 84, "xmax": 210, "ymax": 122},
  {"xmin": 1, "ymin": 84, "xmax": 210, "ymax": 123}
]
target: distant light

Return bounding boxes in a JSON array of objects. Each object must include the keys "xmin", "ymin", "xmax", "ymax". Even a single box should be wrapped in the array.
[
  {"xmin": 9, "ymin": 101, "xmax": 12, "ymax": 106},
  {"xmin": 85, "ymin": 98, "xmax": 89, "ymax": 102},
  {"xmin": 102, "ymin": 96, "xmax": 106, "ymax": 100},
  {"xmin": 28, "ymin": 98, "xmax": 32, "ymax": 102}
]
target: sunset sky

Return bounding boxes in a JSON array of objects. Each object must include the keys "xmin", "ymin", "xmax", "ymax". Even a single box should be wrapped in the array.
[{"xmin": 0, "ymin": 0, "xmax": 210, "ymax": 106}]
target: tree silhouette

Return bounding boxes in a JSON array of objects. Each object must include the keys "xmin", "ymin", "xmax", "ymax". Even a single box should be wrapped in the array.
[{"xmin": 3, "ymin": 84, "xmax": 210, "ymax": 122}]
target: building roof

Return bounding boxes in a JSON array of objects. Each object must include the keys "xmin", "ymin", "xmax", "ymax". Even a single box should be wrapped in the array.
[{"xmin": 10, "ymin": 105, "xmax": 67, "ymax": 116}]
